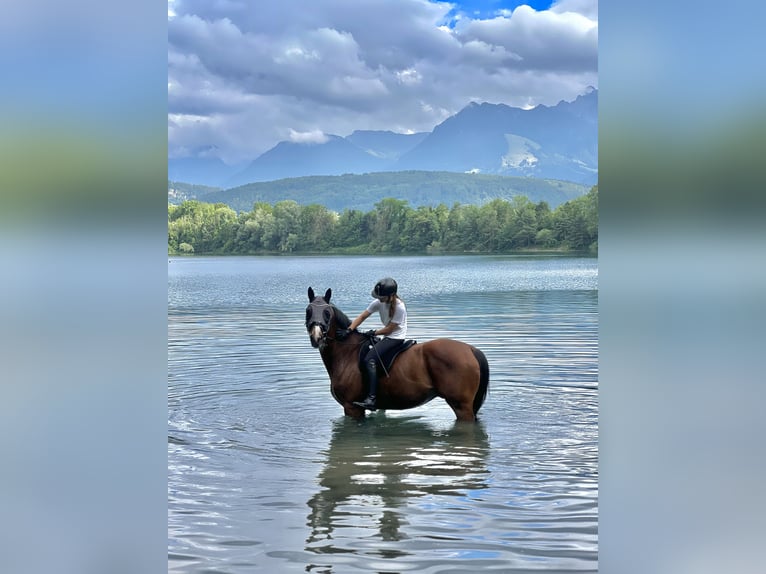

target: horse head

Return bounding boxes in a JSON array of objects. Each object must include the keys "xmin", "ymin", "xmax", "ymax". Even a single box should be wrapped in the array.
[{"xmin": 306, "ymin": 287, "xmax": 334, "ymax": 349}]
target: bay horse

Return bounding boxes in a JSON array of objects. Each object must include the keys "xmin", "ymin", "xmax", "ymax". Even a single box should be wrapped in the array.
[{"xmin": 305, "ymin": 287, "xmax": 489, "ymax": 421}]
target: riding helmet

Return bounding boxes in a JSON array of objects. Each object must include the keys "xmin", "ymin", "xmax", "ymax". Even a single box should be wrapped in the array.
[{"xmin": 371, "ymin": 277, "xmax": 398, "ymax": 298}]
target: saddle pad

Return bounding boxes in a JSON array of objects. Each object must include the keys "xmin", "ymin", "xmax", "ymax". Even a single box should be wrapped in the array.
[{"xmin": 359, "ymin": 339, "xmax": 417, "ymax": 372}]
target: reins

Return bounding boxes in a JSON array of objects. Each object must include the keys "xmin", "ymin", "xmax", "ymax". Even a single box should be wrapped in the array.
[
  {"xmin": 308, "ymin": 300, "xmax": 352, "ymax": 346},
  {"xmin": 321, "ymin": 329, "xmax": 369, "ymax": 347},
  {"xmin": 309, "ymin": 300, "xmax": 389, "ymax": 375}
]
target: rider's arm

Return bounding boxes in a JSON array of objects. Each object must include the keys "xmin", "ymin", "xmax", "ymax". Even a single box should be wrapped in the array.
[
  {"xmin": 376, "ymin": 321, "xmax": 399, "ymax": 336},
  {"xmin": 348, "ymin": 310, "xmax": 371, "ymax": 331}
]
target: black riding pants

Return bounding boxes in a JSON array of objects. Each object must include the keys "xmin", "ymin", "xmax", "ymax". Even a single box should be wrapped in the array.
[{"xmin": 363, "ymin": 337, "xmax": 405, "ymax": 368}]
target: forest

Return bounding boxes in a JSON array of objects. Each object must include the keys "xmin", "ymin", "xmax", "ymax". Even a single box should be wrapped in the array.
[
  {"xmin": 168, "ymin": 185, "xmax": 597, "ymax": 255},
  {"xmin": 190, "ymin": 171, "xmax": 591, "ymax": 214}
]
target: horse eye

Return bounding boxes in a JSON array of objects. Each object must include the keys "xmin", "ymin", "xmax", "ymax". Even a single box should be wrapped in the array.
[
  {"xmin": 305, "ymin": 308, "xmax": 311, "ymax": 322},
  {"xmin": 323, "ymin": 309, "xmax": 331, "ymax": 322}
]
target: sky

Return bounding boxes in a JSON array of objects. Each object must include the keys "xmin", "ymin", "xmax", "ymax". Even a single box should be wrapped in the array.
[{"xmin": 168, "ymin": 0, "xmax": 598, "ymax": 165}]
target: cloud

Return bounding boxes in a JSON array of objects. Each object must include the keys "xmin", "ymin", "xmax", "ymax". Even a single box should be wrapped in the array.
[
  {"xmin": 288, "ymin": 129, "xmax": 330, "ymax": 144},
  {"xmin": 458, "ymin": 5, "xmax": 597, "ymax": 72},
  {"xmin": 168, "ymin": 0, "xmax": 598, "ymax": 164},
  {"xmin": 551, "ymin": 0, "xmax": 599, "ymax": 20},
  {"xmin": 396, "ymin": 68, "xmax": 422, "ymax": 86}
]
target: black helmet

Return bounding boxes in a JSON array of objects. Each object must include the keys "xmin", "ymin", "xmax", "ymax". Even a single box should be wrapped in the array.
[{"xmin": 371, "ymin": 277, "xmax": 398, "ymax": 298}]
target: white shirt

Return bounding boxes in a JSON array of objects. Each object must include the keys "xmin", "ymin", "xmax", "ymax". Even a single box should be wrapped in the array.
[{"xmin": 366, "ymin": 298, "xmax": 407, "ymax": 339}]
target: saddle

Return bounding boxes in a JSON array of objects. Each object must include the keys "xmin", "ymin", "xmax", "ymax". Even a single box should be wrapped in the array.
[{"xmin": 358, "ymin": 338, "xmax": 417, "ymax": 374}]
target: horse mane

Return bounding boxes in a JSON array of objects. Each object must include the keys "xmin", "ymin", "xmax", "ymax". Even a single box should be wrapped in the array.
[{"xmin": 331, "ymin": 305, "xmax": 351, "ymax": 329}]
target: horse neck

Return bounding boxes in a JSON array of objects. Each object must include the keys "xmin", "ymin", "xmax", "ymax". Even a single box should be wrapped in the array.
[{"xmin": 319, "ymin": 330, "xmax": 362, "ymax": 377}]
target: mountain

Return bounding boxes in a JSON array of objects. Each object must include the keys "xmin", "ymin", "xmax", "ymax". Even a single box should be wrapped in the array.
[
  {"xmin": 345, "ymin": 130, "xmax": 429, "ymax": 160},
  {"xmin": 225, "ymin": 135, "xmax": 386, "ymax": 187},
  {"xmin": 224, "ymin": 131, "xmax": 429, "ymax": 187},
  {"xmin": 207, "ymin": 171, "xmax": 590, "ymax": 213},
  {"xmin": 396, "ymin": 88, "xmax": 597, "ymax": 183},
  {"xmin": 170, "ymin": 89, "xmax": 597, "ymax": 188},
  {"xmin": 168, "ymin": 148, "xmax": 243, "ymax": 187}
]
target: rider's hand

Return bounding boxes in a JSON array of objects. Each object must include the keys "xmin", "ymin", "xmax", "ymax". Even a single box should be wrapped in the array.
[
  {"xmin": 336, "ymin": 329, "xmax": 350, "ymax": 340},
  {"xmin": 364, "ymin": 330, "xmax": 377, "ymax": 338}
]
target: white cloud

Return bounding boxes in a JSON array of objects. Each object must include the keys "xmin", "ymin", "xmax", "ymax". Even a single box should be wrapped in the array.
[
  {"xmin": 288, "ymin": 129, "xmax": 330, "ymax": 144},
  {"xmin": 551, "ymin": 0, "xmax": 599, "ymax": 20},
  {"xmin": 458, "ymin": 5, "xmax": 597, "ymax": 72},
  {"xmin": 396, "ymin": 68, "xmax": 422, "ymax": 85},
  {"xmin": 168, "ymin": 0, "xmax": 598, "ymax": 162},
  {"xmin": 280, "ymin": 46, "xmax": 320, "ymax": 62}
]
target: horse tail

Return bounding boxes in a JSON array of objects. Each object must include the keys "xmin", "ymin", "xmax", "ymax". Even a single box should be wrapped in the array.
[{"xmin": 470, "ymin": 347, "xmax": 490, "ymax": 415}]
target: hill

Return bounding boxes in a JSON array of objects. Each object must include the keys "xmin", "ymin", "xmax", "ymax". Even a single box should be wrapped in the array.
[
  {"xmin": 168, "ymin": 181, "xmax": 223, "ymax": 204},
  {"xmin": 200, "ymin": 171, "xmax": 590, "ymax": 213}
]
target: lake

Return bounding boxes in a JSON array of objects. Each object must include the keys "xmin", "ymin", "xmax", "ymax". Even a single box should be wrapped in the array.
[{"xmin": 168, "ymin": 255, "xmax": 598, "ymax": 573}]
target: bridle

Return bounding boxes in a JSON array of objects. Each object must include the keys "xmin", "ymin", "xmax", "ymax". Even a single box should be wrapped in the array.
[
  {"xmin": 306, "ymin": 299, "xmax": 362, "ymax": 349},
  {"xmin": 306, "ymin": 300, "xmax": 335, "ymax": 348}
]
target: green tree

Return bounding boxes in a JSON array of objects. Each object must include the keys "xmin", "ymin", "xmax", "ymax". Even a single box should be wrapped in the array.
[
  {"xmin": 508, "ymin": 196, "xmax": 538, "ymax": 248},
  {"xmin": 211, "ymin": 203, "xmax": 239, "ymax": 251},
  {"xmin": 298, "ymin": 204, "xmax": 339, "ymax": 251},
  {"xmin": 235, "ymin": 202, "xmax": 275, "ymax": 252},
  {"xmin": 535, "ymin": 201, "xmax": 553, "ymax": 232},
  {"xmin": 369, "ymin": 198, "xmax": 412, "ymax": 252},
  {"xmin": 442, "ymin": 203, "xmax": 481, "ymax": 252},
  {"xmin": 335, "ymin": 209, "xmax": 369, "ymax": 248},
  {"xmin": 553, "ymin": 186, "xmax": 597, "ymax": 250},
  {"xmin": 168, "ymin": 187, "xmax": 597, "ymax": 255},
  {"xmin": 583, "ymin": 185, "xmax": 598, "ymax": 252},
  {"xmin": 478, "ymin": 199, "xmax": 512, "ymax": 251},
  {"xmin": 535, "ymin": 228, "xmax": 557, "ymax": 248},
  {"xmin": 263, "ymin": 200, "xmax": 301, "ymax": 252},
  {"xmin": 402, "ymin": 205, "xmax": 441, "ymax": 252}
]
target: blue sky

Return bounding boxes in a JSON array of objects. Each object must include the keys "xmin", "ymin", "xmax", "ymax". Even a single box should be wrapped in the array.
[
  {"xmin": 449, "ymin": 1, "xmax": 555, "ymax": 18},
  {"xmin": 168, "ymin": 1, "xmax": 597, "ymax": 164},
  {"xmin": 167, "ymin": 1, "xmax": 557, "ymax": 21}
]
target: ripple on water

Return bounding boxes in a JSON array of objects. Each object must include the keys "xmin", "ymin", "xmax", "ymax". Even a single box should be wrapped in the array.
[{"xmin": 169, "ymin": 256, "xmax": 598, "ymax": 572}]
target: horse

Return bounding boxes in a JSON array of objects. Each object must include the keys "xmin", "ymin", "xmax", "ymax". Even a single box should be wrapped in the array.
[{"xmin": 305, "ymin": 287, "xmax": 489, "ymax": 421}]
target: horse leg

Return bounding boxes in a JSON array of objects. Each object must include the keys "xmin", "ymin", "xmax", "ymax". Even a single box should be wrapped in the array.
[
  {"xmin": 446, "ymin": 400, "xmax": 476, "ymax": 422},
  {"xmin": 343, "ymin": 403, "xmax": 366, "ymax": 419}
]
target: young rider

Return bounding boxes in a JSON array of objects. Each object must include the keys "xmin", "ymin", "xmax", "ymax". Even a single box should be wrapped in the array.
[{"xmin": 346, "ymin": 277, "xmax": 408, "ymax": 410}]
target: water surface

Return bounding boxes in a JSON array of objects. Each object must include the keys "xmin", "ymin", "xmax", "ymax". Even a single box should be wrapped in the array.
[{"xmin": 169, "ymin": 255, "xmax": 598, "ymax": 572}]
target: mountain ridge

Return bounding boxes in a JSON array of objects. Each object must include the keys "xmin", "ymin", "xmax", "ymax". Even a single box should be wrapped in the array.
[
  {"xmin": 196, "ymin": 170, "xmax": 591, "ymax": 214},
  {"xmin": 169, "ymin": 89, "xmax": 597, "ymax": 188}
]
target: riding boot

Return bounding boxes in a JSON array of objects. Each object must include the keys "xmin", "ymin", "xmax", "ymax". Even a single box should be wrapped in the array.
[{"xmin": 353, "ymin": 359, "xmax": 378, "ymax": 410}]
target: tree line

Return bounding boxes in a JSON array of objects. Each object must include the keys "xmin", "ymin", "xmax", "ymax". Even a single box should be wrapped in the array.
[
  {"xmin": 168, "ymin": 185, "xmax": 597, "ymax": 255},
  {"xmin": 195, "ymin": 171, "xmax": 591, "ymax": 214}
]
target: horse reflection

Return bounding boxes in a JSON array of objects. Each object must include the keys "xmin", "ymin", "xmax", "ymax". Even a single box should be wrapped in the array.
[{"xmin": 305, "ymin": 415, "xmax": 490, "ymax": 559}]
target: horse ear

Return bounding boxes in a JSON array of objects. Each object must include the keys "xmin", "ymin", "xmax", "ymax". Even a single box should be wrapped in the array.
[
  {"xmin": 308, "ymin": 287, "xmax": 315, "ymax": 301},
  {"xmin": 325, "ymin": 288, "xmax": 332, "ymax": 303}
]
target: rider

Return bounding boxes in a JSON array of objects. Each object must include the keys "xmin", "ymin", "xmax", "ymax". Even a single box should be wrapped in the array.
[{"xmin": 346, "ymin": 277, "xmax": 408, "ymax": 410}]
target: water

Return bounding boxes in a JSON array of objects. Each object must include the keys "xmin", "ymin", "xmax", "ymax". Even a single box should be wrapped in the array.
[{"xmin": 168, "ymin": 255, "xmax": 598, "ymax": 572}]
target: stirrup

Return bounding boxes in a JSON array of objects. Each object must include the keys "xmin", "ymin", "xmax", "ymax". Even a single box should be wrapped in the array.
[{"xmin": 353, "ymin": 397, "xmax": 377, "ymax": 410}]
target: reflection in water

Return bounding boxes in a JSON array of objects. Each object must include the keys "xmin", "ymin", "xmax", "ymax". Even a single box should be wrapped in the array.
[
  {"xmin": 169, "ymin": 256, "xmax": 598, "ymax": 572},
  {"xmin": 306, "ymin": 415, "xmax": 490, "ymax": 566}
]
